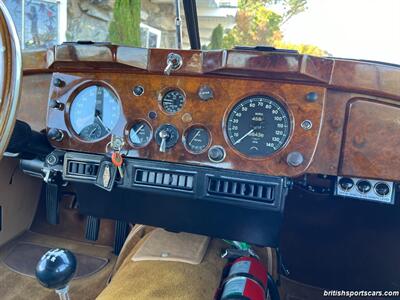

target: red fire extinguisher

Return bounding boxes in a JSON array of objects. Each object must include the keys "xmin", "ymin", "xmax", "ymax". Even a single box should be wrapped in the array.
[{"xmin": 220, "ymin": 256, "xmax": 268, "ymax": 300}]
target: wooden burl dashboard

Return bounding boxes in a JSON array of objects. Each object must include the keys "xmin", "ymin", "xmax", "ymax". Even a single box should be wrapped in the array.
[{"xmin": 19, "ymin": 44, "xmax": 400, "ymax": 181}]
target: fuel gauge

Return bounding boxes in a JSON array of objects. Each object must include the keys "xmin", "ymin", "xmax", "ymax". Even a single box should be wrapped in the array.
[
  {"xmin": 129, "ymin": 120, "xmax": 152, "ymax": 147},
  {"xmin": 183, "ymin": 126, "xmax": 211, "ymax": 154}
]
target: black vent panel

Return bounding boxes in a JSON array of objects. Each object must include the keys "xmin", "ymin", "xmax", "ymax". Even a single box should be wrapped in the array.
[
  {"xmin": 134, "ymin": 168, "xmax": 194, "ymax": 191},
  {"xmin": 66, "ymin": 160, "xmax": 99, "ymax": 178},
  {"xmin": 207, "ymin": 177, "xmax": 275, "ymax": 202}
]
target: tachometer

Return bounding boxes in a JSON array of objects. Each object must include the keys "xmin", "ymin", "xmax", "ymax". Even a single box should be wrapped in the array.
[
  {"xmin": 70, "ymin": 85, "xmax": 120, "ymax": 141},
  {"xmin": 161, "ymin": 89, "xmax": 185, "ymax": 113},
  {"xmin": 226, "ymin": 95, "xmax": 291, "ymax": 157}
]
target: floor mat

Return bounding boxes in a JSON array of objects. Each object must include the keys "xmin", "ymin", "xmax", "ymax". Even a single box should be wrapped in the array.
[
  {"xmin": 3, "ymin": 242, "xmax": 108, "ymax": 279},
  {"xmin": 0, "ymin": 231, "xmax": 116, "ymax": 300}
]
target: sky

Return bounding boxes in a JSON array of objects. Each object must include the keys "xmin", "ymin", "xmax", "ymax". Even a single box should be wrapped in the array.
[{"xmin": 281, "ymin": 0, "xmax": 400, "ymax": 64}]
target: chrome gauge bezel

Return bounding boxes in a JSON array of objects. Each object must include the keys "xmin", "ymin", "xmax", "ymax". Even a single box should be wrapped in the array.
[{"xmin": 66, "ymin": 81, "xmax": 122, "ymax": 143}]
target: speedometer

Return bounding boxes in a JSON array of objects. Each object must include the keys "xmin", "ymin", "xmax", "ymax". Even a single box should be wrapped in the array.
[{"xmin": 226, "ymin": 95, "xmax": 291, "ymax": 157}]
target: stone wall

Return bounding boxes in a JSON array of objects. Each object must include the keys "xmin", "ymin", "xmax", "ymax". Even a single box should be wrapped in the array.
[{"xmin": 66, "ymin": 0, "xmax": 177, "ymax": 48}]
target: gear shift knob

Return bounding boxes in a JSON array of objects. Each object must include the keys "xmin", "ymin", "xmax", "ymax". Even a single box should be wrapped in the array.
[{"xmin": 36, "ymin": 248, "xmax": 77, "ymax": 300}]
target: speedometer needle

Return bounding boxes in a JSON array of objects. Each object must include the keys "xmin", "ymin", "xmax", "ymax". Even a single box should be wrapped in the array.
[{"xmin": 234, "ymin": 129, "xmax": 255, "ymax": 145}]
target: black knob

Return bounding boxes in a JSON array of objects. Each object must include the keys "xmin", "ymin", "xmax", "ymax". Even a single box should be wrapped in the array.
[
  {"xmin": 338, "ymin": 177, "xmax": 354, "ymax": 191},
  {"xmin": 35, "ymin": 248, "xmax": 77, "ymax": 290},
  {"xmin": 306, "ymin": 92, "xmax": 318, "ymax": 102},
  {"xmin": 356, "ymin": 180, "xmax": 372, "ymax": 194},
  {"xmin": 208, "ymin": 146, "xmax": 226, "ymax": 163},
  {"xmin": 49, "ymin": 100, "xmax": 64, "ymax": 110},
  {"xmin": 53, "ymin": 78, "xmax": 65, "ymax": 88},
  {"xmin": 132, "ymin": 85, "xmax": 144, "ymax": 96},
  {"xmin": 47, "ymin": 128, "xmax": 64, "ymax": 142},
  {"xmin": 374, "ymin": 182, "xmax": 390, "ymax": 196}
]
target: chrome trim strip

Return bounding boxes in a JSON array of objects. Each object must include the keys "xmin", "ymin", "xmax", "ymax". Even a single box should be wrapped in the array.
[{"xmin": 0, "ymin": 1, "xmax": 22, "ymax": 158}]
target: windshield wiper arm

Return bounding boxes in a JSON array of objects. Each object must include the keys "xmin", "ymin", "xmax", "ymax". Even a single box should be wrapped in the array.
[{"xmin": 183, "ymin": 0, "xmax": 201, "ymax": 50}]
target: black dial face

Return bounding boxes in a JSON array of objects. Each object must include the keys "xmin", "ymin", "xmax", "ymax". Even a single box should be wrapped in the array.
[
  {"xmin": 129, "ymin": 120, "xmax": 152, "ymax": 147},
  {"xmin": 184, "ymin": 126, "xmax": 211, "ymax": 154},
  {"xmin": 70, "ymin": 85, "xmax": 120, "ymax": 141},
  {"xmin": 226, "ymin": 95, "xmax": 291, "ymax": 157},
  {"xmin": 155, "ymin": 124, "xmax": 179, "ymax": 149},
  {"xmin": 161, "ymin": 90, "xmax": 185, "ymax": 113}
]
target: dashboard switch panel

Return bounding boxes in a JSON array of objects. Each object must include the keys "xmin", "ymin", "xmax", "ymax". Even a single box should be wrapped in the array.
[{"xmin": 335, "ymin": 176, "xmax": 395, "ymax": 204}]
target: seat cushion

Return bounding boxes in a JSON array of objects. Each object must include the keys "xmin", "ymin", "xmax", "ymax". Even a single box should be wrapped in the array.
[{"xmin": 97, "ymin": 237, "xmax": 226, "ymax": 300}]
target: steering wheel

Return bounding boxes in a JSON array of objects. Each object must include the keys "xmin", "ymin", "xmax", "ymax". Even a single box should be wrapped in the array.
[{"xmin": 0, "ymin": 2, "xmax": 22, "ymax": 160}]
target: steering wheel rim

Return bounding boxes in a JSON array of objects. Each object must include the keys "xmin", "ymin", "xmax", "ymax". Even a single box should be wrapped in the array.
[{"xmin": 0, "ymin": 1, "xmax": 22, "ymax": 160}]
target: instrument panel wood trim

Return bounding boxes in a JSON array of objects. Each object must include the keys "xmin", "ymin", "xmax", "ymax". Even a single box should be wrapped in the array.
[
  {"xmin": 47, "ymin": 72, "xmax": 326, "ymax": 177},
  {"xmin": 23, "ymin": 44, "xmax": 400, "ymax": 101},
  {"xmin": 340, "ymin": 99, "xmax": 400, "ymax": 181}
]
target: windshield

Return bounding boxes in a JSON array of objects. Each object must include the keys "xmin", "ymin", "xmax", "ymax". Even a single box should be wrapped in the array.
[{"xmin": 4, "ymin": 0, "xmax": 399, "ymax": 64}]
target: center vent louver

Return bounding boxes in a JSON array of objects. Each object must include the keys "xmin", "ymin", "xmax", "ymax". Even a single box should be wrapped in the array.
[
  {"xmin": 66, "ymin": 160, "xmax": 99, "ymax": 179},
  {"xmin": 207, "ymin": 177, "xmax": 275, "ymax": 203},
  {"xmin": 134, "ymin": 168, "xmax": 194, "ymax": 191}
]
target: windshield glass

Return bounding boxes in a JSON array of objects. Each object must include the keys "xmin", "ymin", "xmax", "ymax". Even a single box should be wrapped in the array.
[{"xmin": 5, "ymin": 0, "xmax": 400, "ymax": 64}]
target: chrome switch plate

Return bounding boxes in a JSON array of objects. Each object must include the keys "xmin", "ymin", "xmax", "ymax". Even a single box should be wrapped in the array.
[{"xmin": 335, "ymin": 176, "xmax": 395, "ymax": 204}]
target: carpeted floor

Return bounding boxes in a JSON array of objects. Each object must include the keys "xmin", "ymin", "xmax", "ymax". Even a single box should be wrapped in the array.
[
  {"xmin": 30, "ymin": 188, "xmax": 116, "ymax": 247},
  {"xmin": 0, "ymin": 231, "xmax": 116, "ymax": 300}
]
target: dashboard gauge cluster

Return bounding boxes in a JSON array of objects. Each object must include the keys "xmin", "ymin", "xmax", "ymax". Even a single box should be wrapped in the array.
[
  {"xmin": 47, "ymin": 72, "xmax": 325, "ymax": 177},
  {"xmin": 226, "ymin": 95, "xmax": 291, "ymax": 157},
  {"xmin": 67, "ymin": 84, "xmax": 292, "ymax": 158},
  {"xmin": 160, "ymin": 89, "xmax": 185, "ymax": 114},
  {"xmin": 66, "ymin": 83, "xmax": 292, "ymax": 160},
  {"xmin": 69, "ymin": 85, "xmax": 121, "ymax": 141}
]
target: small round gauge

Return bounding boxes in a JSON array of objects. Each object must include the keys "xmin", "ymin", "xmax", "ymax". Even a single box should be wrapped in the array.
[
  {"xmin": 79, "ymin": 123, "xmax": 103, "ymax": 140},
  {"xmin": 184, "ymin": 126, "xmax": 211, "ymax": 154},
  {"xmin": 155, "ymin": 124, "xmax": 179, "ymax": 151},
  {"xmin": 226, "ymin": 95, "xmax": 291, "ymax": 157},
  {"xmin": 129, "ymin": 120, "xmax": 152, "ymax": 147},
  {"xmin": 161, "ymin": 90, "xmax": 185, "ymax": 113},
  {"xmin": 70, "ymin": 85, "xmax": 120, "ymax": 141}
]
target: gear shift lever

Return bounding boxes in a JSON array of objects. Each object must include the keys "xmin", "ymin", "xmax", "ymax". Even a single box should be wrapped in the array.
[{"xmin": 35, "ymin": 248, "xmax": 77, "ymax": 300}]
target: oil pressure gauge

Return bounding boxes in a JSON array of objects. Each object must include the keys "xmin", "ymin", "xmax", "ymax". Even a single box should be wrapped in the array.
[
  {"xmin": 183, "ymin": 126, "xmax": 211, "ymax": 154},
  {"xmin": 128, "ymin": 120, "xmax": 152, "ymax": 147}
]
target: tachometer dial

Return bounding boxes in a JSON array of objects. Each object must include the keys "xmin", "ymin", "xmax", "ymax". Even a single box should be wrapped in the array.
[
  {"xmin": 226, "ymin": 95, "xmax": 291, "ymax": 157},
  {"xmin": 70, "ymin": 85, "xmax": 120, "ymax": 141},
  {"xmin": 184, "ymin": 126, "xmax": 211, "ymax": 154},
  {"xmin": 161, "ymin": 90, "xmax": 185, "ymax": 113},
  {"xmin": 129, "ymin": 120, "xmax": 152, "ymax": 147}
]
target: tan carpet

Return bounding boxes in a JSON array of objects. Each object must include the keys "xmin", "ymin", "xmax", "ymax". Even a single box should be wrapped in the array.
[{"xmin": 0, "ymin": 231, "xmax": 116, "ymax": 300}]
